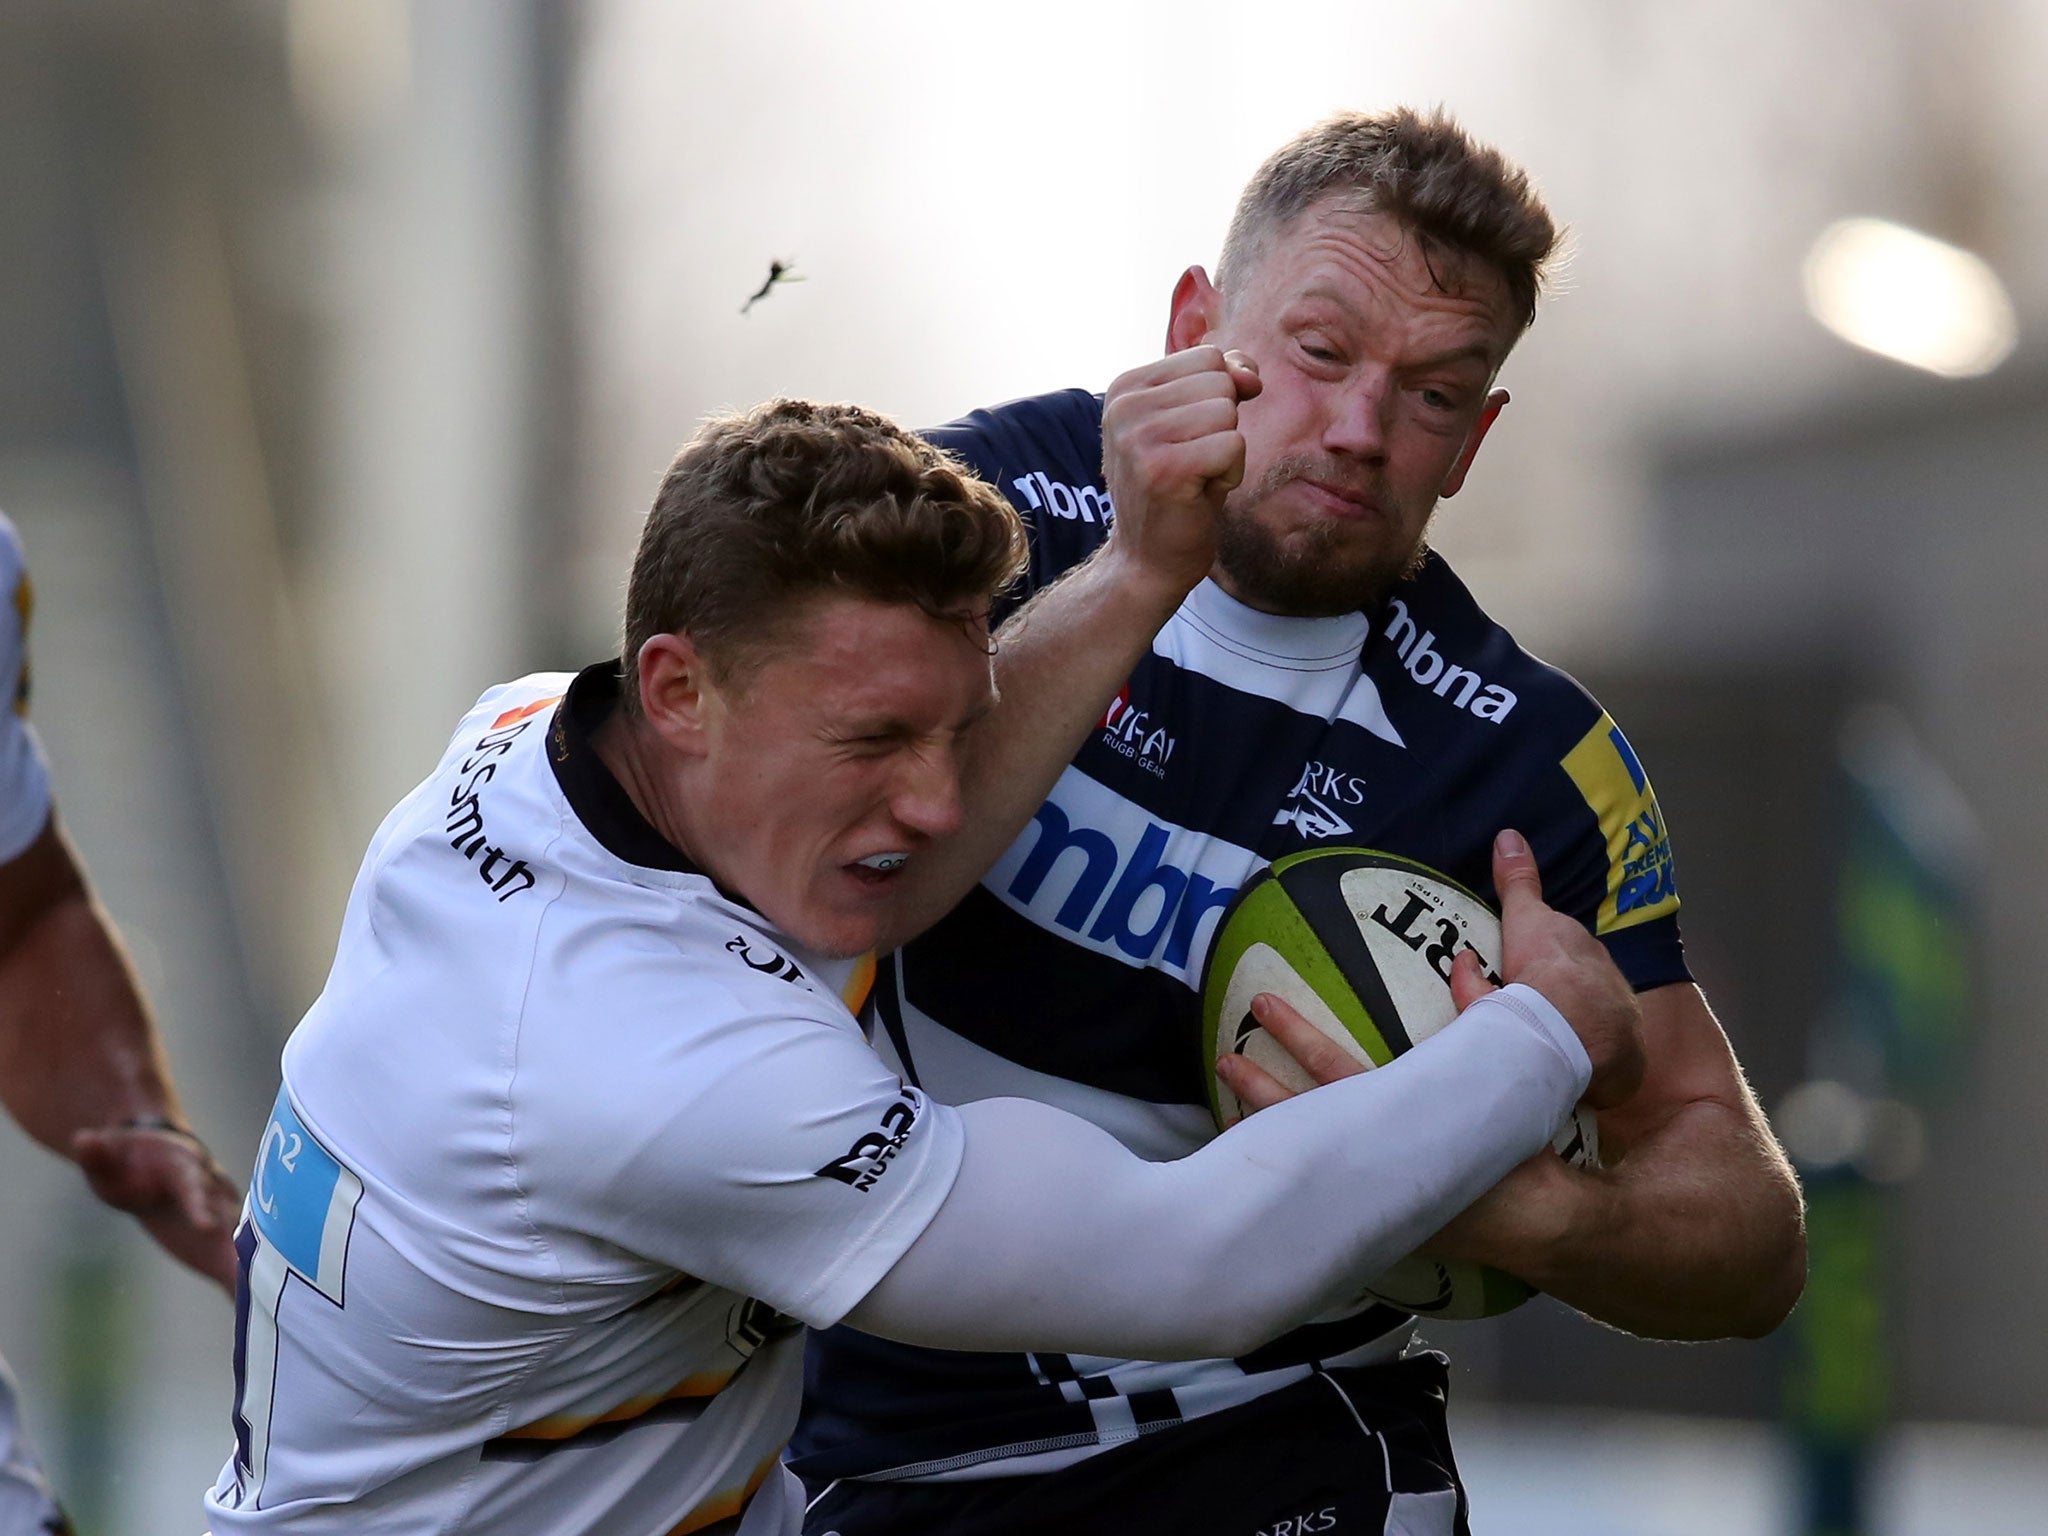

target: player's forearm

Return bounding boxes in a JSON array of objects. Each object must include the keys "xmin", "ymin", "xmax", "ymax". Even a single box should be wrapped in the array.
[
  {"xmin": 875, "ymin": 543, "xmax": 1189, "ymax": 949},
  {"xmin": 1456, "ymin": 1098, "xmax": 1806, "ymax": 1339},
  {"xmin": 0, "ymin": 884, "xmax": 183, "ymax": 1157},
  {"xmin": 849, "ymin": 986, "xmax": 1590, "ymax": 1359}
]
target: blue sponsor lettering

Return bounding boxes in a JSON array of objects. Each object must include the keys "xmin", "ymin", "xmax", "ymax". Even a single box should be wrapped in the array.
[
  {"xmin": 1007, "ymin": 804, "xmax": 1237, "ymax": 968},
  {"xmin": 1615, "ymin": 807, "xmax": 1676, "ymax": 915}
]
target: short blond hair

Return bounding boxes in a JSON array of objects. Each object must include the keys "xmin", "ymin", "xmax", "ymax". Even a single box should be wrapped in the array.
[{"xmin": 1218, "ymin": 108, "xmax": 1559, "ymax": 333}]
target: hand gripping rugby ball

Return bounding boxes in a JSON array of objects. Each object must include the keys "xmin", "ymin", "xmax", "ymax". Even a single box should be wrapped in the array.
[{"xmin": 1198, "ymin": 847, "xmax": 1597, "ymax": 1320}]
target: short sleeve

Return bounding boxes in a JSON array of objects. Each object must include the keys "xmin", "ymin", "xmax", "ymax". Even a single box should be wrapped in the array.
[
  {"xmin": 519, "ymin": 962, "xmax": 965, "ymax": 1330},
  {"xmin": 1554, "ymin": 710, "xmax": 1690, "ymax": 991},
  {"xmin": 0, "ymin": 515, "xmax": 52, "ymax": 864}
]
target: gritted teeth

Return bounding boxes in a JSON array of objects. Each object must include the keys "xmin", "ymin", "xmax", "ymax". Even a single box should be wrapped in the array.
[{"xmin": 857, "ymin": 852, "xmax": 909, "ymax": 872}]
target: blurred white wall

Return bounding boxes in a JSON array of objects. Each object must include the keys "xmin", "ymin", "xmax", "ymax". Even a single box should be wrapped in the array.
[{"xmin": 566, "ymin": 0, "xmax": 2048, "ymax": 657}]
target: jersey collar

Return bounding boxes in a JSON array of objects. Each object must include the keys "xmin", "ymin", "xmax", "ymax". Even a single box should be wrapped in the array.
[{"xmin": 547, "ymin": 662, "xmax": 704, "ymax": 875}]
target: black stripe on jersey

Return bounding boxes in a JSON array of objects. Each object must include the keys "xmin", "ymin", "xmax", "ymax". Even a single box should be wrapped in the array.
[
  {"xmin": 898, "ymin": 887, "xmax": 1206, "ymax": 1106},
  {"xmin": 480, "ymin": 1393, "xmax": 710, "ymax": 1462},
  {"xmin": 1031, "ymin": 1352, "xmax": 1080, "ymax": 1384},
  {"xmin": 1272, "ymin": 857, "xmax": 1413, "ymax": 1054},
  {"xmin": 1129, "ymin": 1389, "xmax": 1184, "ymax": 1428},
  {"xmin": 1231, "ymin": 1304, "xmax": 1414, "ymax": 1375},
  {"xmin": 1077, "ymin": 1375, "xmax": 1121, "ymax": 1401}
]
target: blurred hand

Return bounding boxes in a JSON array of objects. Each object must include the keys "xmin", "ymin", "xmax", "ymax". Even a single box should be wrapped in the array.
[
  {"xmin": 1100, "ymin": 345, "xmax": 1262, "ymax": 600},
  {"xmin": 72, "ymin": 1122, "xmax": 241, "ymax": 1294}
]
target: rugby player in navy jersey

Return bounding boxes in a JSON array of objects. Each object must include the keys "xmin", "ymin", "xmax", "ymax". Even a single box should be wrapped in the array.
[
  {"xmin": 0, "ymin": 514, "xmax": 240, "ymax": 1534},
  {"xmin": 793, "ymin": 109, "xmax": 1806, "ymax": 1535}
]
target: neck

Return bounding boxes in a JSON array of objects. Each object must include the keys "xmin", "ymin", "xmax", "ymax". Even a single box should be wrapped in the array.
[{"xmin": 590, "ymin": 710, "xmax": 705, "ymax": 869}]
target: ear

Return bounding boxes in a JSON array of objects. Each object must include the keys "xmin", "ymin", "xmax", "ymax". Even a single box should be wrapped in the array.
[
  {"xmin": 1439, "ymin": 388, "xmax": 1509, "ymax": 499},
  {"xmin": 1167, "ymin": 266, "xmax": 1222, "ymax": 353},
  {"xmin": 635, "ymin": 632, "xmax": 719, "ymax": 755}
]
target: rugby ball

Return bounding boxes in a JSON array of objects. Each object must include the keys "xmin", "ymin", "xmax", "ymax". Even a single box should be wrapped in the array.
[{"xmin": 1198, "ymin": 847, "xmax": 1596, "ymax": 1319}]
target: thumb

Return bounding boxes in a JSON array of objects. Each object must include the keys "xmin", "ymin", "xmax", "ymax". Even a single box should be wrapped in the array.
[
  {"xmin": 1222, "ymin": 349, "xmax": 1263, "ymax": 400},
  {"xmin": 1491, "ymin": 828, "xmax": 1543, "ymax": 915}
]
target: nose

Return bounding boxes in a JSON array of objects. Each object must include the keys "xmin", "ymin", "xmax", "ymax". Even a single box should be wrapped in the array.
[
  {"xmin": 892, "ymin": 741, "xmax": 965, "ymax": 842},
  {"xmin": 1321, "ymin": 367, "xmax": 1392, "ymax": 463}
]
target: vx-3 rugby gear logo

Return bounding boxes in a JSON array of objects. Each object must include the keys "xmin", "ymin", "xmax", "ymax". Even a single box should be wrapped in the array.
[{"xmin": 1099, "ymin": 686, "xmax": 1176, "ymax": 778}]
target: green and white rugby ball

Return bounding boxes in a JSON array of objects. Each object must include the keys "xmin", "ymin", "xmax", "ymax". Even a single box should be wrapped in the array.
[{"xmin": 1199, "ymin": 847, "xmax": 1596, "ymax": 1319}]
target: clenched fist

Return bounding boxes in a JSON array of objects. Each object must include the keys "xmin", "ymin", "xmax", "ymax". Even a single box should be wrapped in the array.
[{"xmin": 1099, "ymin": 346, "xmax": 1262, "ymax": 601}]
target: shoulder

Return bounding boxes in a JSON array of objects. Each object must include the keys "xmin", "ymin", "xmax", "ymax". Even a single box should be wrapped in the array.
[
  {"xmin": 925, "ymin": 389, "xmax": 1112, "ymax": 596},
  {"xmin": 453, "ymin": 671, "xmax": 579, "ymax": 745},
  {"xmin": 1378, "ymin": 553, "xmax": 1686, "ymax": 969},
  {"xmin": 1374, "ymin": 552, "xmax": 1604, "ymax": 745},
  {"xmin": 923, "ymin": 387, "xmax": 1104, "ymax": 491}
]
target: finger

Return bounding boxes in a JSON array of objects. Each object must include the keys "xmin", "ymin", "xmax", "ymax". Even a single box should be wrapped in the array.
[
  {"xmin": 1107, "ymin": 345, "xmax": 1233, "ymax": 398},
  {"xmin": 1448, "ymin": 948, "xmax": 1496, "ymax": 1012},
  {"xmin": 1202, "ymin": 434, "xmax": 1247, "ymax": 499},
  {"xmin": 1145, "ymin": 431, "xmax": 1247, "ymax": 491},
  {"xmin": 1106, "ymin": 378, "xmax": 1245, "ymax": 448},
  {"xmin": 1214, "ymin": 1051, "xmax": 1296, "ymax": 1116},
  {"xmin": 69, "ymin": 1128, "xmax": 134, "ymax": 1202},
  {"xmin": 1251, "ymin": 992, "xmax": 1364, "ymax": 1086},
  {"xmin": 172, "ymin": 1155, "xmax": 224, "ymax": 1232},
  {"xmin": 1121, "ymin": 392, "xmax": 1241, "ymax": 449},
  {"xmin": 1491, "ymin": 828, "xmax": 1543, "ymax": 916}
]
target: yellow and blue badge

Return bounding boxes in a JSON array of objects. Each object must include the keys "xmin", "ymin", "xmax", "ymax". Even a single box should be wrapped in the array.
[{"xmin": 1562, "ymin": 714, "xmax": 1680, "ymax": 934}]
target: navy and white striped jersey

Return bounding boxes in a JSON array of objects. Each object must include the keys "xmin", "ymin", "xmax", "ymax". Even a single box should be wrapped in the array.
[{"xmin": 791, "ymin": 388, "xmax": 1691, "ymax": 1487}]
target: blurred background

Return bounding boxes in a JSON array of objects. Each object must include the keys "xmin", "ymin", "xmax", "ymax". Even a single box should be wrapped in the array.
[{"xmin": 0, "ymin": 1, "xmax": 2042, "ymax": 1530}]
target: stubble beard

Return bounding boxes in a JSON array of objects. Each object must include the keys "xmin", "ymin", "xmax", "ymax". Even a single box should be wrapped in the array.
[{"xmin": 1214, "ymin": 456, "xmax": 1433, "ymax": 617}]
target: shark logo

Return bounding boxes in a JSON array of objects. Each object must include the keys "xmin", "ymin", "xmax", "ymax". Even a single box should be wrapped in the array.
[
  {"xmin": 1272, "ymin": 792, "xmax": 1354, "ymax": 839},
  {"xmin": 1273, "ymin": 761, "xmax": 1366, "ymax": 840}
]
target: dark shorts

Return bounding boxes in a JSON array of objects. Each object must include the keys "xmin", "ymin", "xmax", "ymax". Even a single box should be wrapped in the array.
[{"xmin": 802, "ymin": 1354, "xmax": 1470, "ymax": 1536}]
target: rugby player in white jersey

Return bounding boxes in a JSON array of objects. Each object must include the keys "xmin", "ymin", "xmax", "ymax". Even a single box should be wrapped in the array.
[
  {"xmin": 205, "ymin": 398, "xmax": 1648, "ymax": 1534},
  {"xmin": 0, "ymin": 513, "xmax": 240, "ymax": 1535}
]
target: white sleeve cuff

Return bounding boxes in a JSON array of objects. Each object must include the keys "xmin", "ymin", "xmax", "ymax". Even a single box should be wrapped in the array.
[{"xmin": 1481, "ymin": 981, "xmax": 1593, "ymax": 1101}]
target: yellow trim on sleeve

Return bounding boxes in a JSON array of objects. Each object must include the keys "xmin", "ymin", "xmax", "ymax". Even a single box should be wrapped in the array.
[{"xmin": 1560, "ymin": 714, "xmax": 1680, "ymax": 934}]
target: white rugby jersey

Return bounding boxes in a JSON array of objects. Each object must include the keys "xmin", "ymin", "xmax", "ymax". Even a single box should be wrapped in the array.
[
  {"xmin": 206, "ymin": 666, "xmax": 964, "ymax": 1534},
  {"xmin": 0, "ymin": 514, "xmax": 51, "ymax": 865}
]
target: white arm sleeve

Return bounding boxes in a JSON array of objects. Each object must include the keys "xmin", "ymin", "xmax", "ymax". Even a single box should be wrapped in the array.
[{"xmin": 845, "ymin": 984, "xmax": 1589, "ymax": 1360}]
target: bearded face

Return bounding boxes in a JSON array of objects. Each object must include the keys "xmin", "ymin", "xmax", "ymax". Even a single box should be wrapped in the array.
[
  {"xmin": 1188, "ymin": 204, "xmax": 1516, "ymax": 618},
  {"xmin": 1215, "ymin": 452, "xmax": 1434, "ymax": 616}
]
